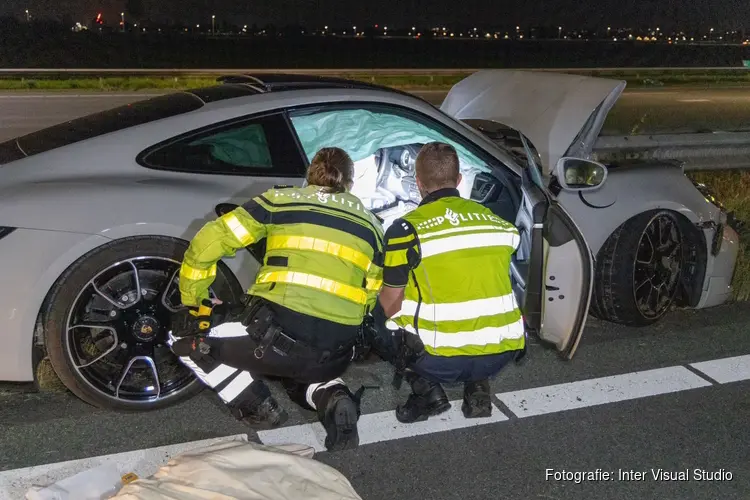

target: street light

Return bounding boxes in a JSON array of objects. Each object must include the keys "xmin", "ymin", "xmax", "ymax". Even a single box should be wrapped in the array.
[
  {"xmin": 25, "ymin": 9, "xmax": 30, "ymax": 22},
  {"xmin": 558, "ymin": 26, "xmax": 562, "ymax": 38},
  {"xmin": 211, "ymin": 15, "xmax": 215, "ymax": 35},
  {"xmin": 121, "ymin": 12, "xmax": 125, "ymax": 31}
]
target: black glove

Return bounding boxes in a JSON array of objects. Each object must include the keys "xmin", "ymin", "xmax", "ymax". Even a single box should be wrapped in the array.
[
  {"xmin": 171, "ymin": 300, "xmax": 214, "ymax": 338},
  {"xmin": 353, "ymin": 316, "xmax": 375, "ymax": 362}
]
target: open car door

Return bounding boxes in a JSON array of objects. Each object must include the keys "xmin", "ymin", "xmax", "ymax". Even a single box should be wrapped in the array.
[{"xmin": 513, "ymin": 134, "xmax": 596, "ymax": 360}]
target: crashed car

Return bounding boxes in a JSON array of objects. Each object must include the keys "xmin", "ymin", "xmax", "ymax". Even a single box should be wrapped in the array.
[{"xmin": 0, "ymin": 70, "xmax": 739, "ymax": 411}]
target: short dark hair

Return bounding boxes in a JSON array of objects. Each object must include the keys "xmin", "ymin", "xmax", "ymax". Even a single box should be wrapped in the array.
[
  {"xmin": 415, "ymin": 142, "xmax": 460, "ymax": 191},
  {"xmin": 306, "ymin": 147, "xmax": 354, "ymax": 193}
]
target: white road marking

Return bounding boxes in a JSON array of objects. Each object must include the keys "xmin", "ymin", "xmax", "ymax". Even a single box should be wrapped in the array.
[
  {"xmin": 496, "ymin": 366, "xmax": 712, "ymax": 418},
  {"xmin": 678, "ymin": 99, "xmax": 712, "ymax": 103},
  {"xmin": 258, "ymin": 398, "xmax": 509, "ymax": 452},
  {"xmin": 690, "ymin": 354, "xmax": 750, "ymax": 384},
  {"xmin": 0, "ymin": 354, "xmax": 747, "ymax": 496},
  {"xmin": 0, "ymin": 434, "xmax": 248, "ymax": 499}
]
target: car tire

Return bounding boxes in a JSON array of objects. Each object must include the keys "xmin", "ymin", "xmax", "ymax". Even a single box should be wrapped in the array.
[
  {"xmin": 43, "ymin": 236, "xmax": 244, "ymax": 411},
  {"xmin": 591, "ymin": 210, "xmax": 683, "ymax": 327}
]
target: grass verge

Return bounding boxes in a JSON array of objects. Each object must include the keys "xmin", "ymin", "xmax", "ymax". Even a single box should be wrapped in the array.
[
  {"xmin": 3, "ymin": 71, "xmax": 750, "ymax": 91},
  {"xmin": 686, "ymin": 170, "xmax": 750, "ymax": 302}
]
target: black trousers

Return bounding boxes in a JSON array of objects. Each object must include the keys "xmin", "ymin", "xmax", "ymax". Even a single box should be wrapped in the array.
[{"xmin": 170, "ymin": 314, "xmax": 356, "ymax": 414}]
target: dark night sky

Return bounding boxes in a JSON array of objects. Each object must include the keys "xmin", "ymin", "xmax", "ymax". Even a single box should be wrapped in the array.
[{"xmin": 3, "ymin": 0, "xmax": 750, "ymax": 30}]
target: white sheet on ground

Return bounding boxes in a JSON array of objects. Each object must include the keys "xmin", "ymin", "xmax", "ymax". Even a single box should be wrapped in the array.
[{"xmin": 110, "ymin": 440, "xmax": 363, "ymax": 500}]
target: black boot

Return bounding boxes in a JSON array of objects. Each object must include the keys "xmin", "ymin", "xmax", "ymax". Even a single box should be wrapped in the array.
[
  {"xmin": 233, "ymin": 395, "xmax": 289, "ymax": 429},
  {"xmin": 462, "ymin": 379, "xmax": 492, "ymax": 418},
  {"xmin": 395, "ymin": 373, "xmax": 451, "ymax": 423},
  {"xmin": 314, "ymin": 385, "xmax": 360, "ymax": 451}
]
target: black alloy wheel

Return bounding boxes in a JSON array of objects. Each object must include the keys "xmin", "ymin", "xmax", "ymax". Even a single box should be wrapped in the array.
[
  {"xmin": 64, "ymin": 256, "xmax": 196, "ymax": 403},
  {"xmin": 632, "ymin": 213, "xmax": 682, "ymax": 320},
  {"xmin": 44, "ymin": 236, "xmax": 243, "ymax": 410}
]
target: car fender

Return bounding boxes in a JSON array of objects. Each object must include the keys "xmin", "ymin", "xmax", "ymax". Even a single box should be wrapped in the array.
[
  {"xmin": 555, "ymin": 163, "xmax": 721, "ymax": 257},
  {"xmin": 0, "ymin": 229, "xmax": 111, "ymax": 381},
  {"xmin": 100, "ymin": 222, "xmax": 260, "ymax": 293}
]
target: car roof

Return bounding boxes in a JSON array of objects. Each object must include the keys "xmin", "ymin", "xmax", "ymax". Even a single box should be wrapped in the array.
[
  {"xmin": 214, "ymin": 73, "xmax": 417, "ymax": 99},
  {"xmin": 0, "ymin": 75, "xmax": 419, "ymax": 164}
]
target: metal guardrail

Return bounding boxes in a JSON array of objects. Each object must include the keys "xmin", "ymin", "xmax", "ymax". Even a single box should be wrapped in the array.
[
  {"xmin": 593, "ymin": 132, "xmax": 750, "ymax": 171},
  {"xmin": 0, "ymin": 67, "xmax": 749, "ymax": 77}
]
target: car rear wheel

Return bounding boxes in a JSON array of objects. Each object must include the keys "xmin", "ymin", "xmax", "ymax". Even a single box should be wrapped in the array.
[
  {"xmin": 43, "ymin": 236, "xmax": 244, "ymax": 411},
  {"xmin": 591, "ymin": 210, "xmax": 683, "ymax": 326}
]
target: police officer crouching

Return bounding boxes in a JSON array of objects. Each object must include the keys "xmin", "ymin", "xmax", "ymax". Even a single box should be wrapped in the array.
[
  {"xmin": 169, "ymin": 147, "xmax": 384, "ymax": 451},
  {"xmin": 373, "ymin": 142, "xmax": 526, "ymax": 422}
]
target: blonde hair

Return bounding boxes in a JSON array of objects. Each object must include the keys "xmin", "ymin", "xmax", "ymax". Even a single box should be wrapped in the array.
[{"xmin": 306, "ymin": 147, "xmax": 355, "ymax": 193}]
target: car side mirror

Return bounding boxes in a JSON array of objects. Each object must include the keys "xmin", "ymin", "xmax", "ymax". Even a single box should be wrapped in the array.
[{"xmin": 554, "ymin": 157, "xmax": 608, "ymax": 192}]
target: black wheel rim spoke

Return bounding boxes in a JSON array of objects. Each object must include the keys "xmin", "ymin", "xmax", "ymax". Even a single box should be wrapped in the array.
[
  {"xmin": 65, "ymin": 256, "xmax": 203, "ymax": 404},
  {"xmin": 632, "ymin": 214, "xmax": 682, "ymax": 319}
]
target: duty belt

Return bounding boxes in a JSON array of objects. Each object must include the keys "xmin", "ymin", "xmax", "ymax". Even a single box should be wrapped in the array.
[{"xmin": 243, "ymin": 297, "xmax": 350, "ymax": 364}]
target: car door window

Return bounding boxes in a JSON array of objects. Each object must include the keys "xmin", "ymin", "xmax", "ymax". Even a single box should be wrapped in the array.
[
  {"xmin": 139, "ymin": 113, "xmax": 306, "ymax": 177},
  {"xmin": 286, "ymin": 104, "xmax": 514, "ymax": 230}
]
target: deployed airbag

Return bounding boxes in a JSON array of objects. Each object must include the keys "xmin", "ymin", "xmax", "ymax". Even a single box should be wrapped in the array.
[
  {"xmin": 290, "ymin": 109, "xmax": 487, "ymax": 171},
  {"xmin": 190, "ymin": 123, "xmax": 273, "ymax": 168},
  {"xmin": 291, "ymin": 108, "xmax": 491, "ymax": 230}
]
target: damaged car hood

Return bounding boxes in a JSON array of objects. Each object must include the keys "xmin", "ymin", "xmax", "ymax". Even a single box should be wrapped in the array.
[{"xmin": 440, "ymin": 69, "xmax": 626, "ymax": 174}]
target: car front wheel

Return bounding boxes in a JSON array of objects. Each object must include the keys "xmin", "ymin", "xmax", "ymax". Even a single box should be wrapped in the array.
[
  {"xmin": 591, "ymin": 210, "xmax": 683, "ymax": 326},
  {"xmin": 43, "ymin": 236, "xmax": 244, "ymax": 411}
]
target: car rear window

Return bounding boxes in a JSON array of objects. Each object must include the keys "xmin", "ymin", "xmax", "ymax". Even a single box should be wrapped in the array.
[{"xmin": 3, "ymin": 92, "xmax": 204, "ymax": 162}]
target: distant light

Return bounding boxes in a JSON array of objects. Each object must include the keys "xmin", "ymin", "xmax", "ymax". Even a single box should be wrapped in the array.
[
  {"xmin": 324, "ymin": 25, "xmax": 328, "ymax": 29},
  {"xmin": 384, "ymin": 26, "xmax": 388, "ymax": 30},
  {"xmin": 353, "ymin": 26, "xmax": 356, "ymax": 30},
  {"xmin": 515, "ymin": 26, "xmax": 519, "ymax": 30},
  {"xmin": 412, "ymin": 26, "xmax": 416, "ymax": 31},
  {"xmin": 121, "ymin": 12, "xmax": 124, "ymax": 16},
  {"xmin": 212, "ymin": 15, "xmax": 215, "ymax": 19}
]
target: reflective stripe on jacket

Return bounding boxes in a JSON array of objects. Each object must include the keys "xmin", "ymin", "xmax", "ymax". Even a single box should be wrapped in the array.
[
  {"xmin": 386, "ymin": 195, "xmax": 525, "ymax": 356},
  {"xmin": 179, "ymin": 185, "xmax": 384, "ymax": 326}
]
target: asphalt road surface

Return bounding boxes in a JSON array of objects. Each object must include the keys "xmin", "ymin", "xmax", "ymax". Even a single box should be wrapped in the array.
[
  {"xmin": 1, "ymin": 303, "xmax": 749, "ymax": 499},
  {"xmin": 1, "ymin": 87, "xmax": 750, "ymax": 142}
]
